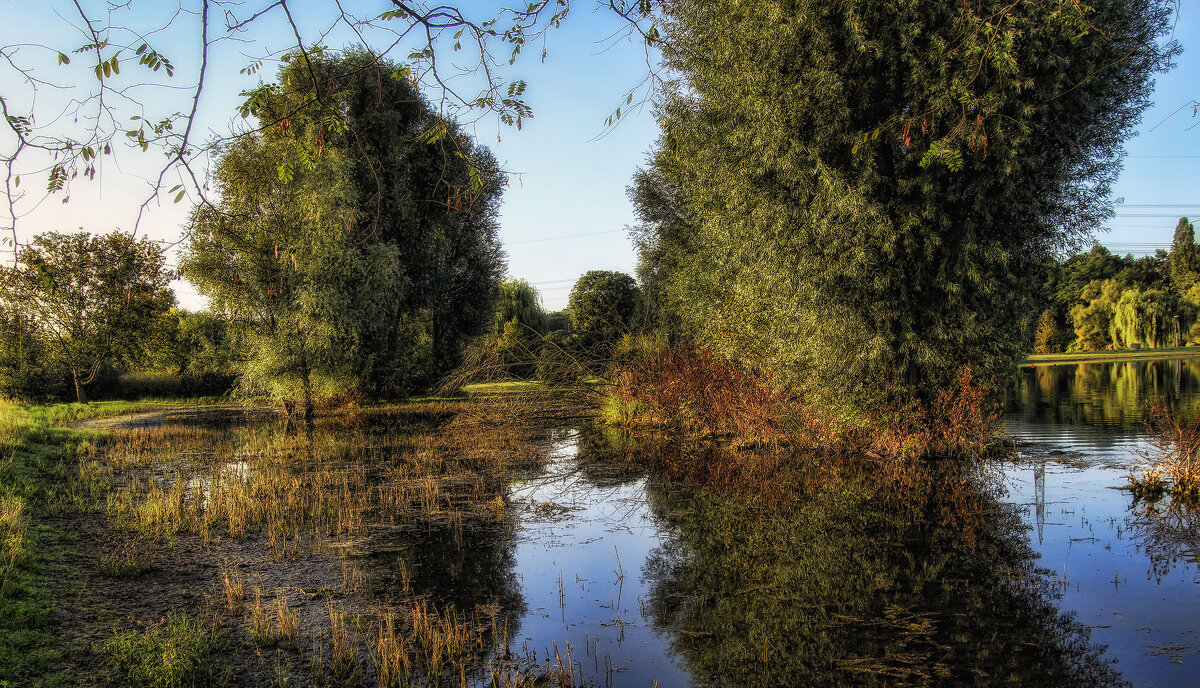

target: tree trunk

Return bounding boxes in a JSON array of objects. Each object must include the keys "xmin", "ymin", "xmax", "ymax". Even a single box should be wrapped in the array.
[
  {"xmin": 298, "ymin": 340, "xmax": 314, "ymax": 431},
  {"xmin": 72, "ymin": 368, "xmax": 87, "ymax": 403}
]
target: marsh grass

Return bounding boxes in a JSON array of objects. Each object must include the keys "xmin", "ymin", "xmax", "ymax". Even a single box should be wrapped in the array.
[
  {"xmin": 98, "ymin": 399, "xmax": 564, "ymax": 556},
  {"xmin": 1133, "ymin": 397, "xmax": 1200, "ymax": 504},
  {"xmin": 219, "ymin": 562, "xmax": 245, "ymax": 609},
  {"xmin": 104, "ymin": 611, "xmax": 230, "ymax": 688}
]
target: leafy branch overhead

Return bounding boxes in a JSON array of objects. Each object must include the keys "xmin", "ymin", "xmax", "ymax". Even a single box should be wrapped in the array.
[{"xmin": 0, "ymin": 1, "xmax": 664, "ymax": 252}]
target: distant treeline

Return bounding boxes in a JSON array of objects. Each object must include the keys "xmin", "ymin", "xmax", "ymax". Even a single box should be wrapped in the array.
[{"xmin": 1035, "ymin": 217, "xmax": 1200, "ymax": 353}]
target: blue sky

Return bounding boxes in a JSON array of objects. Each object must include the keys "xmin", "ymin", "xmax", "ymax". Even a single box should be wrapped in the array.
[{"xmin": 1, "ymin": 2, "xmax": 1197, "ymax": 311}]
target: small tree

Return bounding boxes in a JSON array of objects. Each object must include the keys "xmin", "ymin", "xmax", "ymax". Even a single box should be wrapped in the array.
[
  {"xmin": 0, "ymin": 231, "xmax": 172, "ymax": 402},
  {"xmin": 568, "ymin": 271, "xmax": 641, "ymax": 350}
]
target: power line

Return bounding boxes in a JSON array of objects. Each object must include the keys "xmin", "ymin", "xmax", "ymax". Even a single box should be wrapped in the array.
[{"xmin": 506, "ymin": 229, "xmax": 625, "ymax": 244}]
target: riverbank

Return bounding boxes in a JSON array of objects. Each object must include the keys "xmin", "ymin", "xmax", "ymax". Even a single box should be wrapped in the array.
[{"xmin": 1020, "ymin": 346, "xmax": 1200, "ymax": 365}]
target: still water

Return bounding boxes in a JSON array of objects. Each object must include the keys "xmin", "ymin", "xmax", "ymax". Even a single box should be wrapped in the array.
[
  {"xmin": 442, "ymin": 358, "xmax": 1200, "ymax": 686},
  {"xmin": 147, "ymin": 358, "xmax": 1200, "ymax": 686},
  {"xmin": 1005, "ymin": 358, "xmax": 1200, "ymax": 687}
]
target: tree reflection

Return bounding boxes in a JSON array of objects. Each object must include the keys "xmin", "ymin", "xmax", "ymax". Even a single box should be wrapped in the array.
[
  {"xmin": 1007, "ymin": 358, "xmax": 1200, "ymax": 428},
  {"xmin": 641, "ymin": 469, "xmax": 1126, "ymax": 686}
]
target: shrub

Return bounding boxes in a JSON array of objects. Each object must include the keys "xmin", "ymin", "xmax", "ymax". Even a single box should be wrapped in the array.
[{"xmin": 1136, "ymin": 396, "xmax": 1200, "ymax": 503}]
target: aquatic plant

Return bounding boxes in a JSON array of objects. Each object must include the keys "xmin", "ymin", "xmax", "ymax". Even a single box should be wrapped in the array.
[{"xmin": 1135, "ymin": 396, "xmax": 1200, "ymax": 503}]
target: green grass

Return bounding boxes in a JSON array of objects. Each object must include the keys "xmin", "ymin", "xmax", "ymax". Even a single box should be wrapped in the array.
[
  {"xmin": 103, "ymin": 612, "xmax": 230, "ymax": 688},
  {"xmin": 1021, "ymin": 346, "xmax": 1200, "ymax": 365},
  {"xmin": 0, "ymin": 398, "xmax": 187, "ymax": 686},
  {"xmin": 462, "ymin": 380, "xmax": 546, "ymax": 395}
]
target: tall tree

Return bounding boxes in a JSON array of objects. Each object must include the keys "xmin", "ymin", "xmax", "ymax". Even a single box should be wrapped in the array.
[
  {"xmin": 1170, "ymin": 217, "xmax": 1199, "ymax": 293},
  {"xmin": 642, "ymin": 0, "xmax": 1176, "ymax": 406},
  {"xmin": 184, "ymin": 51, "xmax": 504, "ymax": 416},
  {"xmin": 0, "ymin": 231, "xmax": 172, "ymax": 402}
]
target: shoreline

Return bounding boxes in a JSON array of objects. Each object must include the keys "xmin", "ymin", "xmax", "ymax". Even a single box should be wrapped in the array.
[{"xmin": 1019, "ymin": 347, "xmax": 1200, "ymax": 366}]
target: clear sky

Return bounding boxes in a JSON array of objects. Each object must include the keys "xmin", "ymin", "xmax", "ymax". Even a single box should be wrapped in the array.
[{"xmin": 1, "ymin": 2, "xmax": 1197, "ymax": 312}]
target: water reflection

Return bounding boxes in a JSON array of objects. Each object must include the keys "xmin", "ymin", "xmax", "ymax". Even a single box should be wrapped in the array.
[
  {"xmin": 1007, "ymin": 357, "xmax": 1200, "ymax": 428},
  {"xmin": 640, "ymin": 473, "xmax": 1124, "ymax": 686}
]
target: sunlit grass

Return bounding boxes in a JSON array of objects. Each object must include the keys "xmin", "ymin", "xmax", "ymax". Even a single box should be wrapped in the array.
[{"xmin": 104, "ymin": 612, "xmax": 229, "ymax": 688}]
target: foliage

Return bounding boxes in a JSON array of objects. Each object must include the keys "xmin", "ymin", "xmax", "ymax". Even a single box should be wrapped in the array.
[
  {"xmin": 639, "ymin": 0, "xmax": 1177, "ymax": 405},
  {"xmin": 1033, "ymin": 309, "xmax": 1070, "ymax": 354},
  {"xmin": 1069, "ymin": 280, "xmax": 1121, "ymax": 351},
  {"xmin": 495, "ymin": 279, "xmax": 549, "ymax": 336},
  {"xmin": 1169, "ymin": 218, "xmax": 1199, "ymax": 293},
  {"xmin": 184, "ymin": 51, "xmax": 504, "ymax": 413},
  {"xmin": 567, "ymin": 271, "xmax": 641, "ymax": 350},
  {"xmin": 0, "ymin": 231, "xmax": 173, "ymax": 402},
  {"xmin": 1138, "ymin": 396, "xmax": 1200, "ymax": 504}
]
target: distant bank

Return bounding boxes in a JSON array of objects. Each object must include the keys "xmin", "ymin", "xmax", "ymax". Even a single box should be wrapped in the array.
[{"xmin": 1020, "ymin": 347, "xmax": 1200, "ymax": 366}]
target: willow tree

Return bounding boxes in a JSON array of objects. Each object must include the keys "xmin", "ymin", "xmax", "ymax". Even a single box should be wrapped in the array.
[
  {"xmin": 184, "ymin": 51, "xmax": 504, "ymax": 417},
  {"xmin": 639, "ymin": 0, "xmax": 1176, "ymax": 407},
  {"xmin": 496, "ymin": 279, "xmax": 549, "ymax": 336}
]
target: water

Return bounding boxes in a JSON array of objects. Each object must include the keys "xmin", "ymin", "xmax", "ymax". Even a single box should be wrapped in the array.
[
  {"xmin": 137, "ymin": 359, "xmax": 1200, "ymax": 686},
  {"xmin": 475, "ymin": 358, "xmax": 1200, "ymax": 686},
  {"xmin": 1004, "ymin": 357, "xmax": 1200, "ymax": 687}
]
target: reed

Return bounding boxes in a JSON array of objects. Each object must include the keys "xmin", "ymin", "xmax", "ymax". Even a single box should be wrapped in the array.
[{"xmin": 219, "ymin": 562, "xmax": 244, "ymax": 609}]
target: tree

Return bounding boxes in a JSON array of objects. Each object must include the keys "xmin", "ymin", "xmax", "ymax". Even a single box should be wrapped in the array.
[
  {"xmin": 641, "ymin": 0, "xmax": 1176, "ymax": 406},
  {"xmin": 1033, "ymin": 309, "xmax": 1069, "ymax": 355},
  {"xmin": 496, "ymin": 279, "xmax": 549, "ymax": 335},
  {"xmin": 568, "ymin": 270, "xmax": 641, "ymax": 349},
  {"xmin": 1070, "ymin": 280, "xmax": 1121, "ymax": 351},
  {"xmin": 183, "ymin": 52, "xmax": 504, "ymax": 419},
  {"xmin": 0, "ymin": 231, "xmax": 172, "ymax": 402},
  {"xmin": 1170, "ymin": 217, "xmax": 1199, "ymax": 293},
  {"xmin": 628, "ymin": 147, "xmax": 692, "ymax": 336}
]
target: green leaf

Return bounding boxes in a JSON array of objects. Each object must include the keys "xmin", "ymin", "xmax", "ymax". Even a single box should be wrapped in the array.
[
  {"xmin": 136, "ymin": 43, "xmax": 147, "ymax": 56},
  {"xmin": 57, "ymin": 52, "xmax": 70, "ymax": 65},
  {"xmin": 173, "ymin": 190, "xmax": 186, "ymax": 203}
]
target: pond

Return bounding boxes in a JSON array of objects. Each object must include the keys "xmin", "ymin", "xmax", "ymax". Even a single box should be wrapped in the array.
[
  {"xmin": 472, "ymin": 358, "xmax": 1200, "ymax": 686},
  {"xmin": 90, "ymin": 360, "xmax": 1200, "ymax": 686},
  {"xmin": 1004, "ymin": 358, "xmax": 1200, "ymax": 687}
]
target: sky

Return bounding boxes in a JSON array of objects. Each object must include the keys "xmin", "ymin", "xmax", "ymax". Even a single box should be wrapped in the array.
[{"xmin": 1, "ymin": 2, "xmax": 1197, "ymax": 312}]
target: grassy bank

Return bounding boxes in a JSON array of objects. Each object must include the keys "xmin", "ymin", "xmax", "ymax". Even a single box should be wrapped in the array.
[
  {"xmin": 0, "ymin": 399, "xmax": 185, "ymax": 686},
  {"xmin": 1020, "ymin": 346, "xmax": 1200, "ymax": 365}
]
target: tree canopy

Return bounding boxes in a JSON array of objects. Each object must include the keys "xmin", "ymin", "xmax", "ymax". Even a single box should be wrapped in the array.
[
  {"xmin": 0, "ymin": 231, "xmax": 172, "ymax": 401},
  {"xmin": 568, "ymin": 270, "xmax": 641, "ymax": 349},
  {"xmin": 182, "ymin": 51, "xmax": 505, "ymax": 415},
  {"xmin": 636, "ymin": 0, "xmax": 1177, "ymax": 406}
]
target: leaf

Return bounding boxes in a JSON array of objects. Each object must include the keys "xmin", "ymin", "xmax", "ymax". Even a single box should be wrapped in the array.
[
  {"xmin": 13, "ymin": 176, "xmax": 18, "ymax": 188},
  {"xmin": 57, "ymin": 52, "xmax": 70, "ymax": 65},
  {"xmin": 852, "ymin": 144, "xmax": 859, "ymax": 155},
  {"xmin": 102, "ymin": 60, "xmax": 111, "ymax": 78},
  {"xmin": 173, "ymin": 190, "xmax": 185, "ymax": 203},
  {"xmin": 136, "ymin": 43, "xmax": 148, "ymax": 56}
]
